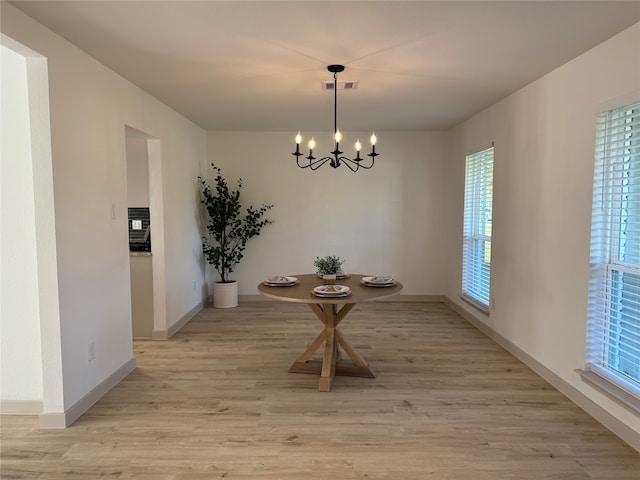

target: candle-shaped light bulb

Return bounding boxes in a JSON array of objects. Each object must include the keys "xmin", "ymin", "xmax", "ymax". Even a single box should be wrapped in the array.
[
  {"xmin": 295, "ymin": 131, "xmax": 302, "ymax": 144},
  {"xmin": 355, "ymin": 139, "xmax": 362, "ymax": 152},
  {"xmin": 370, "ymin": 132, "xmax": 377, "ymax": 146},
  {"xmin": 309, "ymin": 137, "xmax": 316, "ymax": 150},
  {"xmin": 335, "ymin": 129, "xmax": 342, "ymax": 143}
]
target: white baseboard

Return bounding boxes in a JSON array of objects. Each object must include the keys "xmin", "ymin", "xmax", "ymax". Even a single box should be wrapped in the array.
[
  {"xmin": 38, "ymin": 411, "xmax": 67, "ymax": 429},
  {"xmin": 152, "ymin": 300, "xmax": 205, "ymax": 340},
  {"xmin": 392, "ymin": 294, "xmax": 444, "ymax": 302},
  {"xmin": 0, "ymin": 399, "xmax": 43, "ymax": 415},
  {"xmin": 238, "ymin": 294, "xmax": 445, "ymax": 303},
  {"xmin": 39, "ymin": 357, "xmax": 137, "ymax": 429},
  {"xmin": 444, "ymin": 297, "xmax": 640, "ymax": 453}
]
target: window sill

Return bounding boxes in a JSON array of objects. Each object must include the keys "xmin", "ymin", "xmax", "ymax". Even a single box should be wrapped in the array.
[
  {"xmin": 460, "ymin": 293, "xmax": 490, "ymax": 315},
  {"xmin": 576, "ymin": 369, "xmax": 640, "ymax": 415}
]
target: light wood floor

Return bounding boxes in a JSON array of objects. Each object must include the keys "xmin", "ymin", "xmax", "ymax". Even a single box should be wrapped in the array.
[{"xmin": 2, "ymin": 302, "xmax": 638, "ymax": 479}]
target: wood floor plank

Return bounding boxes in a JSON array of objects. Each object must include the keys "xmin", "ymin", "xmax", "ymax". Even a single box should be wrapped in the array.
[{"xmin": 1, "ymin": 302, "xmax": 638, "ymax": 479}]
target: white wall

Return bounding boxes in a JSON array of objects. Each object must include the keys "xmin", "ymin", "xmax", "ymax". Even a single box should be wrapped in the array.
[
  {"xmin": 0, "ymin": 44, "xmax": 43, "ymax": 404},
  {"xmin": 1, "ymin": 4, "xmax": 207, "ymax": 424},
  {"xmin": 125, "ymin": 134, "xmax": 150, "ymax": 208},
  {"xmin": 205, "ymin": 131, "xmax": 449, "ymax": 296},
  {"xmin": 445, "ymin": 23, "xmax": 640, "ymax": 435}
]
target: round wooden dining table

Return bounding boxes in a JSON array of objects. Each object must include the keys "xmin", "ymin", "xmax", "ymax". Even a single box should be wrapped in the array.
[{"xmin": 258, "ymin": 274, "xmax": 403, "ymax": 391}]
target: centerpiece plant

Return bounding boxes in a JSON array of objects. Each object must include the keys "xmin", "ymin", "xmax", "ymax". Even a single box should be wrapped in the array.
[
  {"xmin": 199, "ymin": 163, "xmax": 274, "ymax": 284},
  {"xmin": 313, "ymin": 255, "xmax": 345, "ymax": 276}
]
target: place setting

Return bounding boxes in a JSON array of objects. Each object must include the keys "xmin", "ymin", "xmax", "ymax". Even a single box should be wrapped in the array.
[
  {"xmin": 312, "ymin": 284, "xmax": 351, "ymax": 298},
  {"xmin": 361, "ymin": 275, "xmax": 396, "ymax": 287},
  {"xmin": 263, "ymin": 275, "xmax": 298, "ymax": 287}
]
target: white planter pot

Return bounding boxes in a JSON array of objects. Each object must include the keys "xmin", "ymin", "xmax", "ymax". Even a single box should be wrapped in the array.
[
  {"xmin": 322, "ymin": 274, "xmax": 337, "ymax": 285},
  {"xmin": 213, "ymin": 281, "xmax": 238, "ymax": 308}
]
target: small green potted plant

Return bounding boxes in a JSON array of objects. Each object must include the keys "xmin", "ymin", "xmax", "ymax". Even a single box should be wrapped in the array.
[
  {"xmin": 199, "ymin": 163, "xmax": 274, "ymax": 307},
  {"xmin": 313, "ymin": 255, "xmax": 345, "ymax": 283}
]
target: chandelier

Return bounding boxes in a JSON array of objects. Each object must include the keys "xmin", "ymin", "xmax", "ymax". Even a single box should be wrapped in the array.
[{"xmin": 292, "ymin": 64, "xmax": 379, "ymax": 172}]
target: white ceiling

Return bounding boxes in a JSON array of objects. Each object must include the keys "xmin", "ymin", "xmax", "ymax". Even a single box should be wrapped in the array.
[{"xmin": 8, "ymin": 1, "xmax": 640, "ymax": 132}]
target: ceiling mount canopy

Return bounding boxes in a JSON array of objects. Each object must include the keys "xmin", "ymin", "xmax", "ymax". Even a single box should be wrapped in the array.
[{"xmin": 292, "ymin": 65, "xmax": 378, "ymax": 172}]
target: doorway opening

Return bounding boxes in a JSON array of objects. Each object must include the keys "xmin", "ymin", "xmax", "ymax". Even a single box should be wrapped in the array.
[
  {"xmin": 125, "ymin": 126, "xmax": 166, "ymax": 339},
  {"xmin": 1, "ymin": 35, "xmax": 63, "ymax": 425}
]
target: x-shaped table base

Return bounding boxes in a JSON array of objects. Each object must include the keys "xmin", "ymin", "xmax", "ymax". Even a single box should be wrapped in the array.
[{"xmin": 288, "ymin": 303, "xmax": 375, "ymax": 391}]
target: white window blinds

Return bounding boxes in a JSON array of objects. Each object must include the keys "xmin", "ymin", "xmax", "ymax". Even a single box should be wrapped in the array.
[
  {"xmin": 586, "ymin": 100, "xmax": 640, "ymax": 400},
  {"xmin": 462, "ymin": 146, "xmax": 494, "ymax": 310}
]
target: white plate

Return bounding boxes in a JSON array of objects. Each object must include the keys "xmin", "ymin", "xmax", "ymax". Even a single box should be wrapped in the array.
[
  {"xmin": 361, "ymin": 281, "xmax": 395, "ymax": 288},
  {"xmin": 313, "ymin": 284, "xmax": 351, "ymax": 296},
  {"xmin": 264, "ymin": 275, "xmax": 297, "ymax": 286},
  {"xmin": 362, "ymin": 276, "xmax": 394, "ymax": 284},
  {"xmin": 313, "ymin": 291, "xmax": 351, "ymax": 298}
]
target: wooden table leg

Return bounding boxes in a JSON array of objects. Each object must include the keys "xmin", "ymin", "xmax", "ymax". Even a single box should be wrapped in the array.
[
  {"xmin": 318, "ymin": 322, "xmax": 337, "ymax": 391},
  {"xmin": 335, "ymin": 328, "xmax": 375, "ymax": 378},
  {"xmin": 289, "ymin": 302, "xmax": 375, "ymax": 391}
]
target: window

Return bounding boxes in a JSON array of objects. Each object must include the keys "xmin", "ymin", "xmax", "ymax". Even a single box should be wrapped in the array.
[
  {"xmin": 586, "ymin": 100, "xmax": 640, "ymax": 403},
  {"xmin": 462, "ymin": 145, "xmax": 494, "ymax": 310}
]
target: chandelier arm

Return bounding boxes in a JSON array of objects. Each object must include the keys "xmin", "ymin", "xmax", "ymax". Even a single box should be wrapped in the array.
[
  {"xmin": 295, "ymin": 155, "xmax": 333, "ymax": 170},
  {"xmin": 295, "ymin": 156, "xmax": 307, "ymax": 169},
  {"xmin": 338, "ymin": 157, "xmax": 359, "ymax": 172},
  {"xmin": 293, "ymin": 153, "xmax": 317, "ymax": 168},
  {"xmin": 339, "ymin": 156, "xmax": 376, "ymax": 171},
  {"xmin": 309, "ymin": 156, "xmax": 333, "ymax": 171}
]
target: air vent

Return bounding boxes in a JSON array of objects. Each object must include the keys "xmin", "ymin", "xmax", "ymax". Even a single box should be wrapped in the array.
[{"xmin": 322, "ymin": 81, "xmax": 359, "ymax": 91}]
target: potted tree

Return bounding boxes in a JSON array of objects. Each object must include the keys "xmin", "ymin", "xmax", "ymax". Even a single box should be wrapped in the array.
[{"xmin": 199, "ymin": 163, "xmax": 274, "ymax": 308}]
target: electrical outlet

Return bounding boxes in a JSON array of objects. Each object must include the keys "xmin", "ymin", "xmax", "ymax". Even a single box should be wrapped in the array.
[
  {"xmin": 193, "ymin": 280, "xmax": 196, "ymax": 291},
  {"xmin": 88, "ymin": 342, "xmax": 95, "ymax": 362},
  {"xmin": 491, "ymin": 296, "xmax": 496, "ymax": 310}
]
